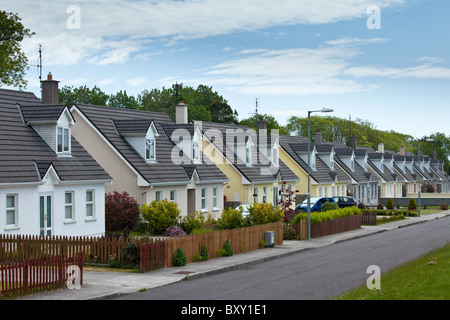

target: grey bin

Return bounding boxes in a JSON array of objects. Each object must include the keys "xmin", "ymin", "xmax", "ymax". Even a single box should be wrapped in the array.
[{"xmin": 264, "ymin": 231, "xmax": 275, "ymax": 247}]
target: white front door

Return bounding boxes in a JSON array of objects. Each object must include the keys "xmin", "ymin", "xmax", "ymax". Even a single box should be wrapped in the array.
[{"xmin": 39, "ymin": 194, "xmax": 52, "ymax": 236}]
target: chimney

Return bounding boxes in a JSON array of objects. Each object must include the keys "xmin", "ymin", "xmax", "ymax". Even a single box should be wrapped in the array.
[
  {"xmin": 41, "ymin": 72, "xmax": 59, "ymax": 104},
  {"xmin": 378, "ymin": 142, "xmax": 384, "ymax": 153},
  {"xmin": 256, "ymin": 117, "xmax": 268, "ymax": 152},
  {"xmin": 175, "ymin": 101, "xmax": 188, "ymax": 124},
  {"xmin": 314, "ymin": 131, "xmax": 322, "ymax": 145},
  {"xmin": 350, "ymin": 134, "xmax": 357, "ymax": 150},
  {"xmin": 399, "ymin": 145, "xmax": 405, "ymax": 156}
]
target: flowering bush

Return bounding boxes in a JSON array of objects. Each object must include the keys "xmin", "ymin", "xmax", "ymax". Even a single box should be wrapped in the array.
[
  {"xmin": 164, "ymin": 226, "xmax": 187, "ymax": 237},
  {"xmin": 105, "ymin": 191, "xmax": 140, "ymax": 235}
]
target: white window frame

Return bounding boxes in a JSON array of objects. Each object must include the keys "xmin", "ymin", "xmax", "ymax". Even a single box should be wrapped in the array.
[
  {"xmin": 201, "ymin": 187, "xmax": 207, "ymax": 211},
  {"xmin": 6, "ymin": 194, "xmax": 18, "ymax": 227},
  {"xmin": 145, "ymin": 138, "xmax": 156, "ymax": 161},
  {"xmin": 253, "ymin": 187, "xmax": 258, "ymax": 203},
  {"xmin": 262, "ymin": 187, "xmax": 267, "ymax": 203},
  {"xmin": 65, "ymin": 191, "xmax": 74, "ymax": 221},
  {"xmin": 170, "ymin": 190, "xmax": 177, "ymax": 203},
  {"xmin": 86, "ymin": 190, "xmax": 95, "ymax": 219},
  {"xmin": 155, "ymin": 190, "xmax": 162, "ymax": 201},
  {"xmin": 57, "ymin": 126, "xmax": 71, "ymax": 154},
  {"xmin": 212, "ymin": 187, "xmax": 218, "ymax": 209}
]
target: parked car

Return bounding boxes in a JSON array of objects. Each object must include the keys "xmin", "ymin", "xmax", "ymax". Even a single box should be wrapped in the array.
[
  {"xmin": 234, "ymin": 203, "xmax": 251, "ymax": 216},
  {"xmin": 295, "ymin": 197, "xmax": 336, "ymax": 212},
  {"xmin": 332, "ymin": 196, "xmax": 357, "ymax": 208}
]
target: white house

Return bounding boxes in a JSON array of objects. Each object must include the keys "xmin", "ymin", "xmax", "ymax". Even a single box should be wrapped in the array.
[{"xmin": 0, "ymin": 75, "xmax": 112, "ymax": 236}]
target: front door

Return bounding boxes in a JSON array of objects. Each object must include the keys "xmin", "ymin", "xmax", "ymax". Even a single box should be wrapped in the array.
[{"xmin": 39, "ymin": 194, "xmax": 52, "ymax": 236}]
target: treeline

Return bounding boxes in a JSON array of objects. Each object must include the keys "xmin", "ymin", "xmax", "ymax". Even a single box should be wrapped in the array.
[{"xmin": 58, "ymin": 83, "xmax": 238, "ymax": 124}]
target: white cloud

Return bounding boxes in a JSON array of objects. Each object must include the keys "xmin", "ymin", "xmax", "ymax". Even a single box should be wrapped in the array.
[
  {"xmin": 6, "ymin": 0, "xmax": 405, "ymax": 66},
  {"xmin": 127, "ymin": 76, "xmax": 148, "ymax": 87},
  {"xmin": 344, "ymin": 63, "xmax": 450, "ymax": 79}
]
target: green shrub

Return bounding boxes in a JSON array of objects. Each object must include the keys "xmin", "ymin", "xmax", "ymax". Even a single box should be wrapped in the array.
[
  {"xmin": 140, "ymin": 199, "xmax": 181, "ymax": 235},
  {"xmin": 321, "ymin": 201, "xmax": 339, "ymax": 212},
  {"xmin": 217, "ymin": 207, "xmax": 245, "ymax": 229},
  {"xmin": 248, "ymin": 202, "xmax": 284, "ymax": 225},
  {"xmin": 180, "ymin": 211, "xmax": 205, "ymax": 234},
  {"xmin": 408, "ymin": 198, "xmax": 417, "ymax": 210},
  {"xmin": 386, "ymin": 198, "xmax": 394, "ymax": 210},
  {"xmin": 216, "ymin": 248, "xmax": 226, "ymax": 257},
  {"xmin": 173, "ymin": 248, "xmax": 187, "ymax": 267},
  {"xmin": 223, "ymin": 240, "xmax": 233, "ymax": 256},
  {"xmin": 292, "ymin": 207, "xmax": 361, "ymax": 225},
  {"xmin": 199, "ymin": 245, "xmax": 209, "ymax": 261}
]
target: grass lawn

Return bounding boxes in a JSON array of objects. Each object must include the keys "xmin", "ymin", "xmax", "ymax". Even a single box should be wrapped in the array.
[{"xmin": 335, "ymin": 243, "xmax": 450, "ymax": 300}]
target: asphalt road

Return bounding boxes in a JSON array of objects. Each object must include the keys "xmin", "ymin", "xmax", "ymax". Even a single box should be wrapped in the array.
[{"xmin": 117, "ymin": 216, "xmax": 450, "ymax": 301}]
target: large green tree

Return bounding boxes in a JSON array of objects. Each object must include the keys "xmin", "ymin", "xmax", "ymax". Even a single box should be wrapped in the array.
[
  {"xmin": 0, "ymin": 11, "xmax": 34, "ymax": 88},
  {"xmin": 239, "ymin": 113, "xmax": 288, "ymax": 135},
  {"xmin": 59, "ymin": 85, "xmax": 109, "ymax": 107}
]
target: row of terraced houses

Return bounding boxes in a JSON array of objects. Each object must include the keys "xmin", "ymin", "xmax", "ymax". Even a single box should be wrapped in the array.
[{"xmin": 1, "ymin": 74, "xmax": 449, "ymax": 237}]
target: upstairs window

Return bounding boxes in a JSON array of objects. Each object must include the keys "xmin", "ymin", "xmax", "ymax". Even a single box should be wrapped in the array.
[
  {"xmin": 145, "ymin": 138, "xmax": 156, "ymax": 161},
  {"xmin": 57, "ymin": 127, "xmax": 70, "ymax": 154}
]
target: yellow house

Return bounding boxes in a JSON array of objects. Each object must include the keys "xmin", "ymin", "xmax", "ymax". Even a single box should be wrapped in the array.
[
  {"xmin": 187, "ymin": 116, "xmax": 300, "ymax": 208},
  {"xmin": 278, "ymin": 135, "xmax": 350, "ymax": 202}
]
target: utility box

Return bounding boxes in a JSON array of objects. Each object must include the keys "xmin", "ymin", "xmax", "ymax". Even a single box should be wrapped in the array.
[{"xmin": 264, "ymin": 231, "xmax": 275, "ymax": 247}]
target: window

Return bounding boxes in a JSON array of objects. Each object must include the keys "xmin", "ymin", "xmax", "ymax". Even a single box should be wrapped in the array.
[
  {"xmin": 155, "ymin": 191, "xmax": 162, "ymax": 201},
  {"xmin": 212, "ymin": 187, "xmax": 218, "ymax": 209},
  {"xmin": 57, "ymin": 127, "xmax": 70, "ymax": 153},
  {"xmin": 145, "ymin": 138, "xmax": 155, "ymax": 161},
  {"xmin": 262, "ymin": 187, "xmax": 267, "ymax": 203},
  {"xmin": 6, "ymin": 194, "xmax": 17, "ymax": 226},
  {"xmin": 201, "ymin": 188, "xmax": 207, "ymax": 211},
  {"xmin": 86, "ymin": 190, "xmax": 94, "ymax": 218},
  {"xmin": 253, "ymin": 187, "xmax": 258, "ymax": 203},
  {"xmin": 65, "ymin": 191, "xmax": 74, "ymax": 220},
  {"xmin": 245, "ymin": 144, "xmax": 251, "ymax": 165},
  {"xmin": 272, "ymin": 145, "xmax": 279, "ymax": 166},
  {"xmin": 170, "ymin": 190, "xmax": 177, "ymax": 203}
]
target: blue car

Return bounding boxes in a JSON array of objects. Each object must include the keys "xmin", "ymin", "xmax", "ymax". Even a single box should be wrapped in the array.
[{"xmin": 295, "ymin": 197, "xmax": 336, "ymax": 212}]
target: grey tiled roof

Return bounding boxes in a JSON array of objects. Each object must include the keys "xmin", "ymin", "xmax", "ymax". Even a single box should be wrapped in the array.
[
  {"xmin": 73, "ymin": 104, "xmax": 227, "ymax": 185},
  {"xmin": 0, "ymin": 89, "xmax": 111, "ymax": 184},
  {"xmin": 278, "ymin": 135, "xmax": 350, "ymax": 184},
  {"xmin": 196, "ymin": 122, "xmax": 299, "ymax": 183}
]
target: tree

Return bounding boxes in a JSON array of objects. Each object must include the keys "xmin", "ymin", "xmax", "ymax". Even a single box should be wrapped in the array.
[
  {"xmin": 59, "ymin": 85, "xmax": 109, "ymax": 107},
  {"xmin": 0, "ymin": 11, "xmax": 35, "ymax": 88},
  {"xmin": 108, "ymin": 90, "xmax": 140, "ymax": 109},
  {"xmin": 239, "ymin": 113, "xmax": 288, "ymax": 135}
]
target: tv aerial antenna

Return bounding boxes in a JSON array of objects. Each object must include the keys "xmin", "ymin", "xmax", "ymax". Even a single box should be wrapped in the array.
[{"xmin": 30, "ymin": 44, "xmax": 43, "ymax": 87}]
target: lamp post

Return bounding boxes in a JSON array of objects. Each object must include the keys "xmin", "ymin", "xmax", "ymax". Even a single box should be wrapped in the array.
[
  {"xmin": 417, "ymin": 137, "xmax": 434, "ymax": 217},
  {"xmin": 307, "ymin": 108, "xmax": 333, "ymax": 239}
]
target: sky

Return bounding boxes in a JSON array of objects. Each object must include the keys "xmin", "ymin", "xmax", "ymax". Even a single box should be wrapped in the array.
[{"xmin": 2, "ymin": 0, "xmax": 450, "ymax": 141}]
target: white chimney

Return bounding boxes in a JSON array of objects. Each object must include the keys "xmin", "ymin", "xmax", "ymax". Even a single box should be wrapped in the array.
[
  {"xmin": 175, "ymin": 101, "xmax": 188, "ymax": 124},
  {"xmin": 378, "ymin": 142, "xmax": 384, "ymax": 153}
]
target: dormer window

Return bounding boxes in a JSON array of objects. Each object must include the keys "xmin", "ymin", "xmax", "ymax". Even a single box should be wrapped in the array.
[
  {"xmin": 57, "ymin": 126, "xmax": 71, "ymax": 154},
  {"xmin": 192, "ymin": 126, "xmax": 202, "ymax": 164},
  {"xmin": 272, "ymin": 138, "xmax": 279, "ymax": 167},
  {"xmin": 145, "ymin": 138, "xmax": 155, "ymax": 161},
  {"xmin": 330, "ymin": 152, "xmax": 334, "ymax": 170}
]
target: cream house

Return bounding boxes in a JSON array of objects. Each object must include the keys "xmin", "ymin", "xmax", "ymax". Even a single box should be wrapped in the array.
[{"xmin": 70, "ymin": 101, "xmax": 228, "ymax": 217}]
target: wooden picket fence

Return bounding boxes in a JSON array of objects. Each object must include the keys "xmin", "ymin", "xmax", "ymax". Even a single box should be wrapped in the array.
[
  {"xmin": 0, "ymin": 234, "xmax": 139, "ymax": 265},
  {"xmin": 164, "ymin": 222, "xmax": 283, "ymax": 267},
  {"xmin": 140, "ymin": 238, "xmax": 166, "ymax": 273},
  {"xmin": 0, "ymin": 252, "xmax": 83, "ymax": 298}
]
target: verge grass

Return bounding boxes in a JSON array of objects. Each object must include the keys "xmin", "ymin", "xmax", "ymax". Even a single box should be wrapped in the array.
[{"xmin": 336, "ymin": 242, "xmax": 450, "ymax": 300}]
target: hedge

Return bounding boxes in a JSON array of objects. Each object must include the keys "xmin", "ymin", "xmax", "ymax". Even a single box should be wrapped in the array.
[{"xmin": 292, "ymin": 207, "xmax": 362, "ymax": 225}]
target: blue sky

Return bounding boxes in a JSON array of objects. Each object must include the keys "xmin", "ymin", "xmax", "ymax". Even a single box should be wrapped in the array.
[{"xmin": 2, "ymin": 0, "xmax": 449, "ymax": 141}]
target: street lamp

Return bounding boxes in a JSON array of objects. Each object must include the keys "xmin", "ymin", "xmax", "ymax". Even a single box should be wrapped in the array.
[
  {"xmin": 307, "ymin": 108, "xmax": 334, "ymax": 239},
  {"xmin": 417, "ymin": 137, "xmax": 434, "ymax": 217}
]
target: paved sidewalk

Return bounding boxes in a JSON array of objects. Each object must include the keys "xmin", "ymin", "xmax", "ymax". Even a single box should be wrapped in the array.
[{"xmin": 19, "ymin": 211, "xmax": 450, "ymax": 300}]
